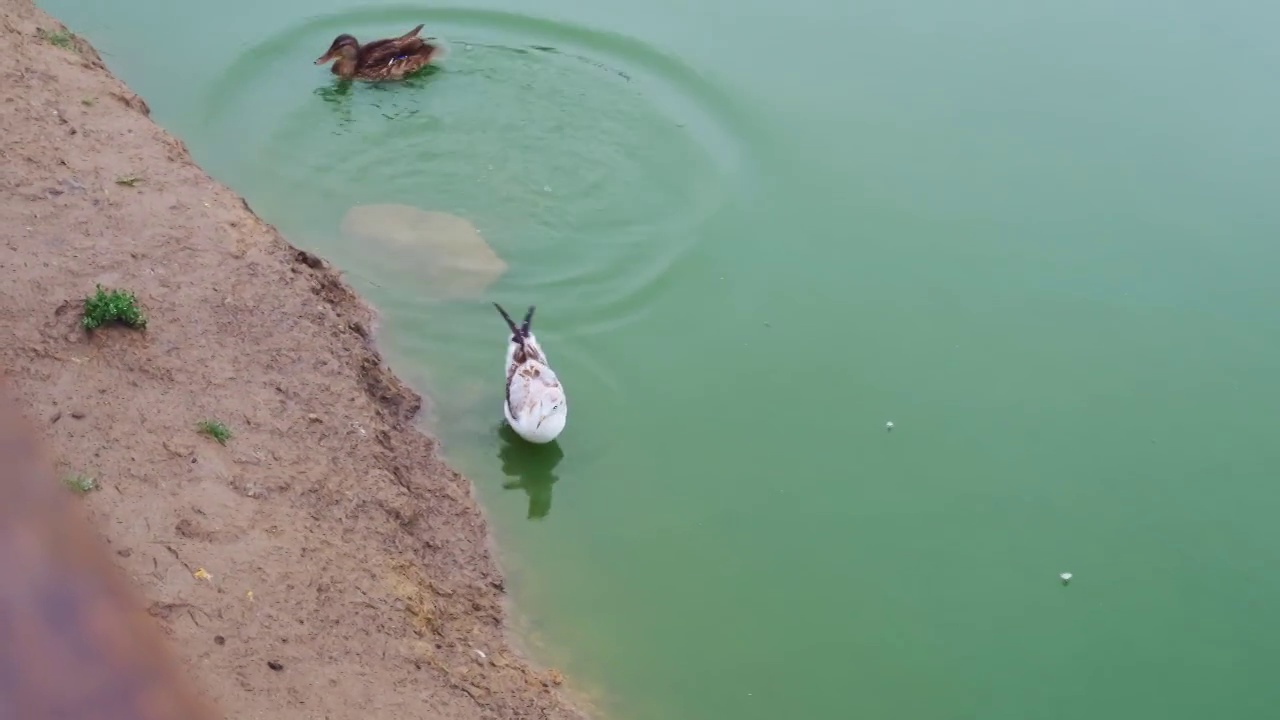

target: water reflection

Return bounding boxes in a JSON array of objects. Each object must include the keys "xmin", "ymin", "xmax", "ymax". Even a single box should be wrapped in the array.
[
  {"xmin": 313, "ymin": 79, "xmax": 354, "ymax": 129},
  {"xmin": 312, "ymin": 65, "xmax": 444, "ymax": 130},
  {"xmin": 497, "ymin": 424, "xmax": 564, "ymax": 520}
]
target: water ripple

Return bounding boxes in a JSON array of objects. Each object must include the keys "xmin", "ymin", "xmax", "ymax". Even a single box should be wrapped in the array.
[{"xmin": 194, "ymin": 4, "xmax": 769, "ymax": 446}]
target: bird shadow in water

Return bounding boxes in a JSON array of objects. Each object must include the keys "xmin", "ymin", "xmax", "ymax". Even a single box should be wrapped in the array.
[
  {"xmin": 496, "ymin": 423, "xmax": 564, "ymax": 521},
  {"xmin": 313, "ymin": 79, "xmax": 355, "ymax": 131},
  {"xmin": 312, "ymin": 65, "xmax": 443, "ymax": 131}
]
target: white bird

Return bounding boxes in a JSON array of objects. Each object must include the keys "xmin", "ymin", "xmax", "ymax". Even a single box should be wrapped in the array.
[{"xmin": 493, "ymin": 303, "xmax": 567, "ymax": 444}]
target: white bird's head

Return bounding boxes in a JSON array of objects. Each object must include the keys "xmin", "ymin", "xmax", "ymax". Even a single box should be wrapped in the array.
[{"xmin": 527, "ymin": 389, "xmax": 568, "ymax": 444}]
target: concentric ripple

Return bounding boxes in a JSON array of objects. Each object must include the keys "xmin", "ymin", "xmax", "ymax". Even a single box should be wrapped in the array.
[
  {"xmin": 197, "ymin": 7, "xmax": 759, "ymax": 332},
  {"xmin": 191, "ymin": 6, "xmax": 773, "ymax": 491}
]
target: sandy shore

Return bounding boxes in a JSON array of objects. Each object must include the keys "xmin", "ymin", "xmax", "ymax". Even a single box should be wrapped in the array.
[{"xmin": 0, "ymin": 1, "xmax": 586, "ymax": 717}]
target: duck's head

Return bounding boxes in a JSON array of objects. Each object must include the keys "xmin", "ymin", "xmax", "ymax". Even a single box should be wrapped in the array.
[{"xmin": 315, "ymin": 34, "xmax": 359, "ymax": 64}]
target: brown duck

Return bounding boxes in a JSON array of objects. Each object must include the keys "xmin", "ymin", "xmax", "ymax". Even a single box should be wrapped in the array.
[{"xmin": 314, "ymin": 24, "xmax": 440, "ymax": 81}]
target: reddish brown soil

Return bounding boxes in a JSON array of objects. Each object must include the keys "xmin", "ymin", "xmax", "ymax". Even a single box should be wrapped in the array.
[{"xmin": 0, "ymin": 1, "xmax": 586, "ymax": 718}]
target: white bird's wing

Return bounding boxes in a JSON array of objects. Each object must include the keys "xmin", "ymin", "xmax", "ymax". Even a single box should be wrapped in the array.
[{"xmin": 505, "ymin": 360, "xmax": 559, "ymax": 421}]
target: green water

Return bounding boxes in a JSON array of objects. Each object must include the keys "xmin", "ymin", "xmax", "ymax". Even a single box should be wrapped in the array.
[{"xmin": 41, "ymin": 0, "xmax": 1280, "ymax": 717}]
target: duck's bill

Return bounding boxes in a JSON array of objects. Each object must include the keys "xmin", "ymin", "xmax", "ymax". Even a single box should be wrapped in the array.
[{"xmin": 314, "ymin": 51, "xmax": 335, "ymax": 64}]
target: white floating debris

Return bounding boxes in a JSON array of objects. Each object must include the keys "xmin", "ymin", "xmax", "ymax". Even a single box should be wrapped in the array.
[
  {"xmin": 885, "ymin": 421, "xmax": 894, "ymax": 431},
  {"xmin": 1060, "ymin": 572, "xmax": 1073, "ymax": 585}
]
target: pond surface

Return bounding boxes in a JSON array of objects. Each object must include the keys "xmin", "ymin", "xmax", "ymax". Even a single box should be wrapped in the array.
[{"xmin": 40, "ymin": 0, "xmax": 1280, "ymax": 717}]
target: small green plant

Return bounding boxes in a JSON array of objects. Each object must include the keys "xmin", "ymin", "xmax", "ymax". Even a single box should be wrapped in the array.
[
  {"xmin": 62, "ymin": 473, "xmax": 98, "ymax": 494},
  {"xmin": 38, "ymin": 27, "xmax": 75, "ymax": 49},
  {"xmin": 115, "ymin": 174, "xmax": 143, "ymax": 187},
  {"xmin": 81, "ymin": 97, "xmax": 95, "ymax": 106},
  {"xmin": 82, "ymin": 285, "xmax": 146, "ymax": 330},
  {"xmin": 197, "ymin": 420, "xmax": 232, "ymax": 445}
]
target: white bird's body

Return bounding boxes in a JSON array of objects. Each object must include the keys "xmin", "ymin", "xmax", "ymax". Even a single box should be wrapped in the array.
[{"xmin": 494, "ymin": 303, "xmax": 567, "ymax": 444}]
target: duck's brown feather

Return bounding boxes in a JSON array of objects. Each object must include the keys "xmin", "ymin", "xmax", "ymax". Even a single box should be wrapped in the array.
[{"xmin": 321, "ymin": 24, "xmax": 439, "ymax": 82}]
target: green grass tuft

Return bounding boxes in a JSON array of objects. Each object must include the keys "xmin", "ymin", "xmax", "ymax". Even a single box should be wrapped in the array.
[
  {"xmin": 197, "ymin": 420, "xmax": 232, "ymax": 445},
  {"xmin": 62, "ymin": 473, "xmax": 97, "ymax": 494},
  {"xmin": 82, "ymin": 285, "xmax": 146, "ymax": 330},
  {"xmin": 38, "ymin": 28, "xmax": 75, "ymax": 49},
  {"xmin": 115, "ymin": 174, "xmax": 143, "ymax": 187}
]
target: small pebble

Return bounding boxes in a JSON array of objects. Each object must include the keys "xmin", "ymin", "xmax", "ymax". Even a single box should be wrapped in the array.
[
  {"xmin": 267, "ymin": 660, "xmax": 284, "ymax": 671},
  {"xmin": 214, "ymin": 635, "xmax": 225, "ymax": 646}
]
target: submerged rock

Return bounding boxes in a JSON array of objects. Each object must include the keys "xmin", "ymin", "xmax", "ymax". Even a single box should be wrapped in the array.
[{"xmin": 339, "ymin": 204, "xmax": 506, "ymax": 299}]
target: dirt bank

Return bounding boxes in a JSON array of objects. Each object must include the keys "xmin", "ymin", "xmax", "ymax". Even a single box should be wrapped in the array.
[{"xmin": 0, "ymin": 1, "xmax": 586, "ymax": 718}]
